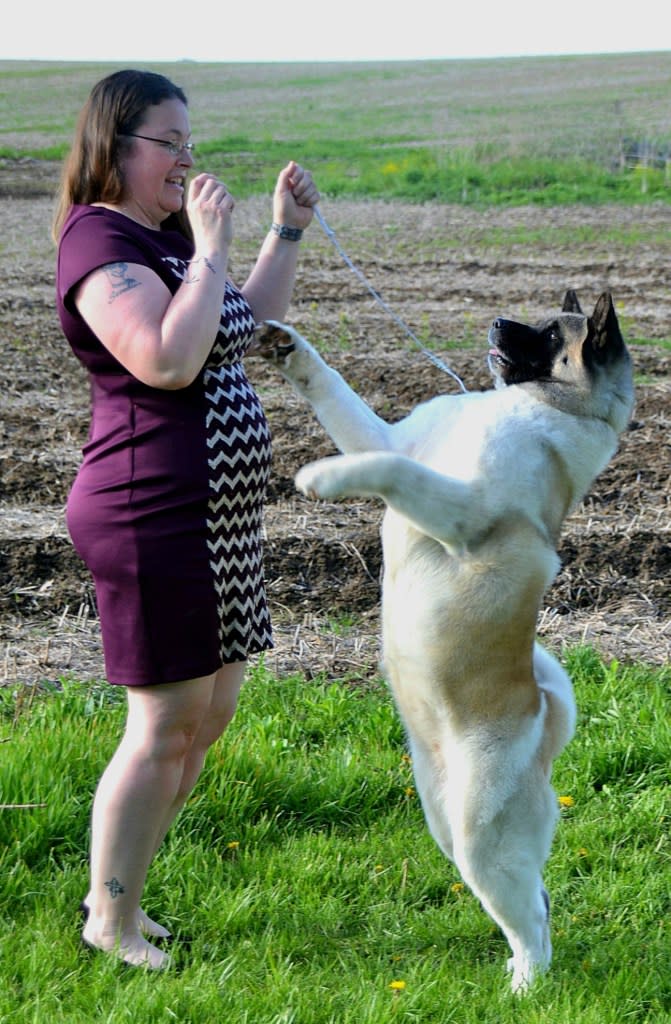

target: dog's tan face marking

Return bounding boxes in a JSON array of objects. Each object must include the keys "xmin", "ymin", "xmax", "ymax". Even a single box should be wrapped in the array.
[{"xmin": 488, "ymin": 292, "xmax": 633, "ymax": 430}]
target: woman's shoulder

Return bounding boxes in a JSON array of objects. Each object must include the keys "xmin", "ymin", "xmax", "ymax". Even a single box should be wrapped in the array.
[
  {"xmin": 62, "ymin": 204, "xmax": 153, "ymax": 241},
  {"xmin": 59, "ymin": 206, "xmax": 191, "ymax": 267},
  {"xmin": 59, "ymin": 204, "xmax": 142, "ymax": 251},
  {"xmin": 60, "ymin": 202, "xmax": 107, "ymax": 237}
]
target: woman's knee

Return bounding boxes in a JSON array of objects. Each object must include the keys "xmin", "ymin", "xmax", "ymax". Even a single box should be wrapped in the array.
[
  {"xmin": 192, "ymin": 662, "xmax": 246, "ymax": 749},
  {"xmin": 124, "ymin": 674, "xmax": 219, "ymax": 762}
]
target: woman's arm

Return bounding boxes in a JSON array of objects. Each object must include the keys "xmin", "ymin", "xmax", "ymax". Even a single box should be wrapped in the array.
[
  {"xmin": 242, "ymin": 161, "xmax": 319, "ymax": 322},
  {"xmin": 73, "ymin": 174, "xmax": 234, "ymax": 390}
]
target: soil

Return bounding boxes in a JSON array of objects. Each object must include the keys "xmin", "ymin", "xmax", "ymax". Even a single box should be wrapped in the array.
[{"xmin": 1, "ymin": 160, "xmax": 669, "ymax": 687}]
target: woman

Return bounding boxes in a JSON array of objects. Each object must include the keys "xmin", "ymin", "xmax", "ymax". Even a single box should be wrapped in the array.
[{"xmin": 53, "ymin": 68, "xmax": 319, "ymax": 969}]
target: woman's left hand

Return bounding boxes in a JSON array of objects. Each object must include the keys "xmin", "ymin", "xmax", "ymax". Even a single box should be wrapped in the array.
[{"xmin": 273, "ymin": 162, "xmax": 320, "ymax": 231}]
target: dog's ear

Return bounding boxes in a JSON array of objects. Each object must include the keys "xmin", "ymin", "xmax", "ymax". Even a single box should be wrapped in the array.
[
  {"xmin": 590, "ymin": 293, "xmax": 626, "ymax": 359},
  {"xmin": 562, "ymin": 289, "xmax": 583, "ymax": 314}
]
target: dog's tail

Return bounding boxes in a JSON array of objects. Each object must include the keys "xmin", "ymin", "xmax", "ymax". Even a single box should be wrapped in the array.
[{"xmin": 533, "ymin": 642, "xmax": 577, "ymax": 774}]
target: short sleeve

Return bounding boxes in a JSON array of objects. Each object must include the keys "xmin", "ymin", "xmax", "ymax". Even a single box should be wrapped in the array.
[{"xmin": 57, "ymin": 207, "xmax": 154, "ymax": 315}]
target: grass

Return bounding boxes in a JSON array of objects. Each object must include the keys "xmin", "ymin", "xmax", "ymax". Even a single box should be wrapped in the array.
[
  {"xmin": 0, "ymin": 52, "xmax": 670, "ymax": 1022},
  {"xmin": 198, "ymin": 144, "xmax": 671, "ymax": 205},
  {"xmin": 1, "ymin": 54, "xmax": 671, "ymax": 205},
  {"xmin": 1, "ymin": 650, "xmax": 670, "ymax": 1022}
]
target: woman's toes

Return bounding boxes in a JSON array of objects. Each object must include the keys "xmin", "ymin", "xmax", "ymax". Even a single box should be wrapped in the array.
[{"xmin": 81, "ymin": 929, "xmax": 170, "ymax": 970}]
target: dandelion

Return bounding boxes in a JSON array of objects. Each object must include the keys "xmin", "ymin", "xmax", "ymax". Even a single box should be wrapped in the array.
[
  {"xmin": 227, "ymin": 840, "xmax": 240, "ymax": 850},
  {"xmin": 451, "ymin": 882, "xmax": 465, "ymax": 895},
  {"xmin": 374, "ymin": 864, "xmax": 384, "ymax": 873},
  {"xmin": 577, "ymin": 847, "xmax": 589, "ymax": 858},
  {"xmin": 405, "ymin": 786, "xmax": 415, "ymax": 798},
  {"xmin": 558, "ymin": 795, "xmax": 575, "ymax": 808},
  {"xmin": 389, "ymin": 980, "xmax": 406, "ymax": 991}
]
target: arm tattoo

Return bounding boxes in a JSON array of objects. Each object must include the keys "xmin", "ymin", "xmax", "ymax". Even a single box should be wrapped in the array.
[
  {"xmin": 104, "ymin": 262, "xmax": 141, "ymax": 303},
  {"xmin": 184, "ymin": 256, "xmax": 217, "ymax": 283},
  {"xmin": 104, "ymin": 877, "xmax": 125, "ymax": 898}
]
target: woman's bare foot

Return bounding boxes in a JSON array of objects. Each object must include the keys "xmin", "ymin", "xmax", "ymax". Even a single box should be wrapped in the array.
[
  {"xmin": 81, "ymin": 898, "xmax": 171, "ymax": 941},
  {"xmin": 81, "ymin": 922, "xmax": 170, "ymax": 970},
  {"xmin": 136, "ymin": 907, "xmax": 172, "ymax": 941}
]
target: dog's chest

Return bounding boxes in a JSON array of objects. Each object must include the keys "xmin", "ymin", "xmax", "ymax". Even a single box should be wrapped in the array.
[{"xmin": 405, "ymin": 391, "xmax": 523, "ymax": 480}]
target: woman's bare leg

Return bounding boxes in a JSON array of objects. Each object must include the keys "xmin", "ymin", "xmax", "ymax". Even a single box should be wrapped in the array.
[
  {"xmin": 81, "ymin": 662, "xmax": 246, "ymax": 948},
  {"xmin": 151, "ymin": 662, "xmax": 246, "ymax": 854},
  {"xmin": 81, "ymin": 671, "xmax": 226, "ymax": 967}
]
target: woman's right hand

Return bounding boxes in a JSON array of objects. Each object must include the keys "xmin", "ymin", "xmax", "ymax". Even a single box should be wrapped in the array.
[
  {"xmin": 75, "ymin": 175, "xmax": 236, "ymax": 390},
  {"xmin": 186, "ymin": 173, "xmax": 235, "ymax": 252}
]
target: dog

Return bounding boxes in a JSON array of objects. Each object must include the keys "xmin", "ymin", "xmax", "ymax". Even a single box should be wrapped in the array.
[{"xmin": 253, "ymin": 291, "xmax": 633, "ymax": 992}]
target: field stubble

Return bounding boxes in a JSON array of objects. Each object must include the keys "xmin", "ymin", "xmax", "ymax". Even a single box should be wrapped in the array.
[{"xmin": 0, "ymin": 165, "xmax": 670, "ymax": 687}]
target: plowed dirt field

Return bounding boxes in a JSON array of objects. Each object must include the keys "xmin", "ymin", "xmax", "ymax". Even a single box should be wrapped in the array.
[{"xmin": 2, "ymin": 161, "xmax": 669, "ymax": 686}]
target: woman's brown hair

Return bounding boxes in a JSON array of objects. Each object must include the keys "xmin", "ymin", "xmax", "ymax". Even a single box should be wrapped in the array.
[{"xmin": 52, "ymin": 69, "xmax": 193, "ymax": 243}]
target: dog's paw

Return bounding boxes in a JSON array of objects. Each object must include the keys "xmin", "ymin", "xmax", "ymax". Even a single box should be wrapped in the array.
[
  {"xmin": 295, "ymin": 459, "xmax": 347, "ymax": 501},
  {"xmin": 249, "ymin": 320, "xmax": 299, "ymax": 364},
  {"xmin": 506, "ymin": 944, "xmax": 550, "ymax": 996}
]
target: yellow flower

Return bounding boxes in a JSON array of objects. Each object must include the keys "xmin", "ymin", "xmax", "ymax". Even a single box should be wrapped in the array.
[
  {"xmin": 389, "ymin": 980, "xmax": 406, "ymax": 991},
  {"xmin": 577, "ymin": 847, "xmax": 589, "ymax": 858},
  {"xmin": 558, "ymin": 795, "xmax": 575, "ymax": 808},
  {"xmin": 405, "ymin": 786, "xmax": 415, "ymax": 798},
  {"xmin": 227, "ymin": 840, "xmax": 240, "ymax": 850},
  {"xmin": 451, "ymin": 882, "xmax": 464, "ymax": 894}
]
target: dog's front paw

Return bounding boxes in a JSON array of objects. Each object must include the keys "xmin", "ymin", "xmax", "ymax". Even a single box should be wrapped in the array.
[
  {"xmin": 250, "ymin": 320, "xmax": 299, "ymax": 365},
  {"xmin": 295, "ymin": 458, "xmax": 347, "ymax": 501}
]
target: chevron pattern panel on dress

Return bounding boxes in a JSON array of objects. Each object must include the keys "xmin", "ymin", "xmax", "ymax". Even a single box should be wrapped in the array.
[
  {"xmin": 161, "ymin": 260, "xmax": 274, "ymax": 663},
  {"xmin": 202, "ymin": 282, "xmax": 273, "ymax": 663}
]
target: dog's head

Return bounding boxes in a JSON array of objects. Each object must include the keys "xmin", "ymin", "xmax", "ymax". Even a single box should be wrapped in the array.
[{"xmin": 487, "ymin": 291, "xmax": 634, "ymax": 432}]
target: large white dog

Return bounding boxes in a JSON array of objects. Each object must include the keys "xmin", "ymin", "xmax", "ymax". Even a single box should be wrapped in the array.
[{"xmin": 254, "ymin": 291, "xmax": 633, "ymax": 992}]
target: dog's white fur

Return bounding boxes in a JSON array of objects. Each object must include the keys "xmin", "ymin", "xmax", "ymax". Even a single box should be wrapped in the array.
[{"xmin": 256, "ymin": 310, "xmax": 632, "ymax": 992}]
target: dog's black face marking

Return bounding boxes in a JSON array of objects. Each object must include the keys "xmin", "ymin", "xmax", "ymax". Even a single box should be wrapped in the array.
[
  {"xmin": 487, "ymin": 316, "xmax": 567, "ymax": 386},
  {"xmin": 487, "ymin": 291, "xmax": 628, "ymax": 392}
]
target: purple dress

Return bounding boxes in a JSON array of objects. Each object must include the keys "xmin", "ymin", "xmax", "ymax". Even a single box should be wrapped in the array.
[{"xmin": 56, "ymin": 205, "xmax": 273, "ymax": 685}]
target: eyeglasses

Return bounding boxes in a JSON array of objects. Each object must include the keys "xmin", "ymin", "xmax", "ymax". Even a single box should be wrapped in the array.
[{"xmin": 120, "ymin": 133, "xmax": 195, "ymax": 157}]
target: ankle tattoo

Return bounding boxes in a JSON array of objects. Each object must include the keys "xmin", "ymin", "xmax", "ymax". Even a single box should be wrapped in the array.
[{"xmin": 104, "ymin": 877, "xmax": 125, "ymax": 899}]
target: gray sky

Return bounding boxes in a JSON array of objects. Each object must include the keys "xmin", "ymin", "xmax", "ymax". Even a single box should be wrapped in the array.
[{"xmin": 3, "ymin": 0, "xmax": 668, "ymax": 61}]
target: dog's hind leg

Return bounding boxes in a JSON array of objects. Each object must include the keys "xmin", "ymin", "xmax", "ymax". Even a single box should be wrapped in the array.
[
  {"xmin": 406, "ymin": 733, "xmax": 454, "ymax": 861},
  {"xmin": 407, "ymin": 727, "xmax": 554, "ymax": 992},
  {"xmin": 451, "ymin": 776, "xmax": 558, "ymax": 993},
  {"xmin": 533, "ymin": 643, "xmax": 577, "ymax": 769}
]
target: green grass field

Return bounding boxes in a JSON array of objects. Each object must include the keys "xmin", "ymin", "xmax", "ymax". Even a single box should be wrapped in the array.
[
  {"xmin": 1, "ymin": 54, "xmax": 670, "ymax": 1022},
  {"xmin": 1, "ymin": 54, "xmax": 671, "ymax": 205},
  {"xmin": 1, "ymin": 652, "xmax": 670, "ymax": 1023}
]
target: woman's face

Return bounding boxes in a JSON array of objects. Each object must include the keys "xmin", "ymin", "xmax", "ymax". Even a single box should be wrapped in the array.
[{"xmin": 119, "ymin": 97, "xmax": 194, "ymax": 227}]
